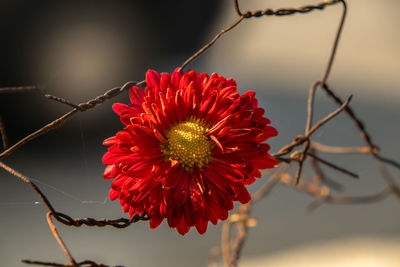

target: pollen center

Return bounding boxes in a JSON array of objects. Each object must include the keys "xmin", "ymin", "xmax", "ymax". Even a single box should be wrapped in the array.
[{"xmin": 162, "ymin": 118, "xmax": 212, "ymax": 171}]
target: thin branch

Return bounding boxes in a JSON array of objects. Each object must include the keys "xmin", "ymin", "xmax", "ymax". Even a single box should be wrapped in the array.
[
  {"xmin": 307, "ymin": 95, "xmax": 352, "ymax": 136},
  {"xmin": 0, "ymin": 110, "xmax": 77, "ymax": 159},
  {"xmin": 251, "ymin": 175, "xmax": 280, "ymax": 203},
  {"xmin": 0, "ymin": 85, "xmax": 42, "ymax": 94},
  {"xmin": 208, "ymin": 247, "xmax": 220, "ymax": 267},
  {"xmin": 377, "ymin": 162, "xmax": 400, "ymax": 198},
  {"xmin": 294, "ymin": 140, "xmax": 310, "ymax": 185},
  {"xmin": 277, "ymin": 172, "xmax": 392, "ymax": 210},
  {"xmin": 0, "ymin": 161, "xmax": 148, "ymax": 228},
  {"xmin": 221, "ymin": 220, "xmax": 232, "ymax": 267},
  {"xmin": 307, "ymin": 152, "xmax": 359, "ymax": 179},
  {"xmin": 321, "ymin": 0, "xmax": 347, "ymax": 84},
  {"xmin": 179, "ymin": 16, "xmax": 244, "ymax": 71},
  {"xmin": 47, "ymin": 212, "xmax": 78, "ymax": 266},
  {"xmin": 0, "ymin": 161, "xmax": 57, "ymax": 213},
  {"xmin": 321, "ymin": 83, "xmax": 378, "ymax": 152},
  {"xmin": 240, "ymin": 0, "xmax": 341, "ymax": 18},
  {"xmin": 311, "ymin": 141, "xmax": 375, "ymax": 154},
  {"xmin": 326, "ymin": 188, "xmax": 392, "ymax": 204},
  {"xmin": 306, "ymin": 81, "xmax": 321, "ymax": 135},
  {"xmin": 22, "ymin": 259, "xmax": 115, "ymax": 267},
  {"xmin": 44, "ymin": 94, "xmax": 82, "ymax": 110},
  {"xmin": 309, "ymin": 149, "xmax": 344, "ymax": 191},
  {"xmin": 322, "ymin": 83, "xmax": 400, "ymax": 171},
  {"xmin": 375, "ymin": 154, "xmax": 400, "ymax": 171},
  {"xmin": 294, "ymin": 94, "xmax": 351, "ymax": 185},
  {"xmin": 274, "ymin": 96, "xmax": 352, "ymax": 159},
  {"xmin": 233, "ymin": 0, "xmax": 242, "ymax": 16},
  {"xmin": 229, "ymin": 207, "xmax": 249, "ymax": 267},
  {"xmin": 0, "ymin": 81, "xmax": 140, "ymax": 159}
]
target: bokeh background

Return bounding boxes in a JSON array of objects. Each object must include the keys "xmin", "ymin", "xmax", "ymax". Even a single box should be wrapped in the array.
[{"xmin": 0, "ymin": 0, "xmax": 399, "ymax": 266}]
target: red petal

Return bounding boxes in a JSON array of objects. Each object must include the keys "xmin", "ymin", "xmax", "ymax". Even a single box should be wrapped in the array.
[
  {"xmin": 195, "ymin": 216, "xmax": 208, "ymax": 234},
  {"xmin": 173, "ymin": 172, "xmax": 190, "ymax": 206},
  {"xmin": 176, "ymin": 214, "xmax": 190, "ymax": 235},
  {"xmin": 129, "ymin": 86, "xmax": 145, "ymax": 104},
  {"xmin": 162, "ymin": 166, "xmax": 182, "ymax": 189},
  {"xmin": 103, "ymin": 136, "xmax": 118, "ymax": 145},
  {"xmin": 146, "ymin": 69, "xmax": 161, "ymax": 90},
  {"xmin": 104, "ymin": 165, "xmax": 117, "ymax": 179},
  {"xmin": 160, "ymin": 72, "xmax": 172, "ymax": 92},
  {"xmin": 112, "ymin": 103, "xmax": 129, "ymax": 116},
  {"xmin": 109, "ymin": 189, "xmax": 119, "ymax": 200}
]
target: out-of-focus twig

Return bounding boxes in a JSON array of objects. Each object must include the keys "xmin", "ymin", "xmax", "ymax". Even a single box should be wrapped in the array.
[
  {"xmin": 306, "ymin": 152, "xmax": 359, "ymax": 179},
  {"xmin": 0, "ymin": 81, "xmax": 141, "ymax": 160},
  {"xmin": 310, "ymin": 141, "xmax": 376, "ymax": 154},
  {"xmin": 47, "ymin": 212, "xmax": 77, "ymax": 266}
]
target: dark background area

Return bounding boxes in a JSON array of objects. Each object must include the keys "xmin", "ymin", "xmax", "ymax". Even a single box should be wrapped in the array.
[{"xmin": 0, "ymin": 0, "xmax": 221, "ymax": 144}]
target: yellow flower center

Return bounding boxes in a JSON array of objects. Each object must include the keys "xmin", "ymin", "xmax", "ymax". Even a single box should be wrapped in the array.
[{"xmin": 162, "ymin": 117, "xmax": 212, "ymax": 171}]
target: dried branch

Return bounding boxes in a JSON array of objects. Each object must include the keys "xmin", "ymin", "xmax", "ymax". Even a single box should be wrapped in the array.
[
  {"xmin": 47, "ymin": 212, "xmax": 78, "ymax": 266},
  {"xmin": 310, "ymin": 141, "xmax": 375, "ymax": 154},
  {"xmin": 306, "ymin": 152, "xmax": 359, "ymax": 179},
  {"xmin": 236, "ymin": 0, "xmax": 341, "ymax": 18},
  {"xmin": 179, "ymin": 16, "xmax": 244, "ymax": 71},
  {"xmin": 0, "ymin": 85, "xmax": 42, "ymax": 94},
  {"xmin": 309, "ymin": 148, "xmax": 344, "ymax": 192},
  {"xmin": 0, "ymin": 81, "xmax": 141, "ymax": 159}
]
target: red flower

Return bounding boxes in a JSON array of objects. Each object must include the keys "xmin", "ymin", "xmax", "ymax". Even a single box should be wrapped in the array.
[{"xmin": 103, "ymin": 69, "xmax": 278, "ymax": 235}]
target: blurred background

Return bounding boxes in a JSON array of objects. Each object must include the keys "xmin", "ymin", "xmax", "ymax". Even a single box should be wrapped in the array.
[{"xmin": 0, "ymin": 0, "xmax": 399, "ymax": 266}]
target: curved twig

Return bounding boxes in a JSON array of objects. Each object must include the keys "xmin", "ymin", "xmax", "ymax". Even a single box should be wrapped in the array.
[{"xmin": 179, "ymin": 16, "xmax": 244, "ymax": 71}]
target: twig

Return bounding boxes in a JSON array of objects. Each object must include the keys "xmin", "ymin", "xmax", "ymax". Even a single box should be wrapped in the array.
[
  {"xmin": 0, "ymin": 85, "xmax": 42, "ymax": 94},
  {"xmin": 0, "ymin": 161, "xmax": 57, "ymax": 213},
  {"xmin": 47, "ymin": 212, "xmax": 78, "ymax": 266},
  {"xmin": 321, "ymin": 83, "xmax": 378, "ymax": 152},
  {"xmin": 276, "ymin": 172, "xmax": 392, "ymax": 210},
  {"xmin": 306, "ymin": 81, "xmax": 322, "ymax": 135},
  {"xmin": 221, "ymin": 220, "xmax": 232, "ymax": 267},
  {"xmin": 0, "ymin": 110, "xmax": 77, "ymax": 159},
  {"xmin": 377, "ymin": 162, "xmax": 400, "ymax": 198},
  {"xmin": 309, "ymin": 149, "xmax": 344, "ymax": 191},
  {"xmin": 375, "ymin": 154, "xmax": 400, "ymax": 170},
  {"xmin": 22, "ymin": 259, "xmax": 118, "ymax": 267},
  {"xmin": 274, "ymin": 95, "xmax": 351, "ymax": 159},
  {"xmin": 179, "ymin": 16, "xmax": 244, "ymax": 71},
  {"xmin": 294, "ymin": 95, "xmax": 351, "ymax": 184},
  {"xmin": 322, "ymin": 83, "xmax": 400, "ymax": 171},
  {"xmin": 233, "ymin": 0, "xmax": 242, "ymax": 16},
  {"xmin": 238, "ymin": 0, "xmax": 341, "ymax": 18},
  {"xmin": 207, "ymin": 247, "xmax": 220, "ymax": 267},
  {"xmin": 307, "ymin": 95, "xmax": 352, "ymax": 136},
  {"xmin": 294, "ymin": 141, "xmax": 309, "ymax": 185},
  {"xmin": 310, "ymin": 141, "xmax": 375, "ymax": 154},
  {"xmin": 307, "ymin": 187, "xmax": 392, "ymax": 211},
  {"xmin": 180, "ymin": 0, "xmax": 343, "ymax": 72},
  {"xmin": 321, "ymin": 0, "xmax": 347, "ymax": 84},
  {"xmin": 229, "ymin": 205, "xmax": 249, "ymax": 267},
  {"xmin": 307, "ymin": 152, "xmax": 359, "ymax": 179},
  {"xmin": 0, "ymin": 81, "xmax": 140, "ymax": 159}
]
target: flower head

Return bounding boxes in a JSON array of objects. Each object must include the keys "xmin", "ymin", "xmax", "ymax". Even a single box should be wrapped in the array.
[{"xmin": 103, "ymin": 69, "xmax": 278, "ymax": 235}]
